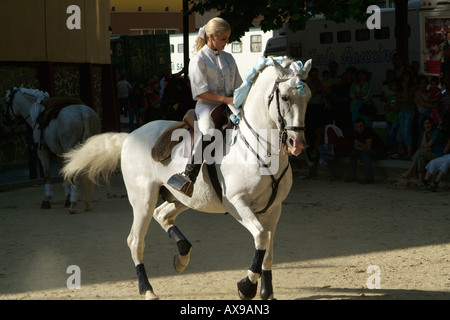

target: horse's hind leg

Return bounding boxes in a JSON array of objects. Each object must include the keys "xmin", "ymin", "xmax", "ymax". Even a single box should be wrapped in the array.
[
  {"xmin": 126, "ymin": 184, "xmax": 160, "ymax": 300},
  {"xmin": 38, "ymin": 148, "xmax": 52, "ymax": 209},
  {"xmin": 153, "ymin": 200, "xmax": 191, "ymax": 273}
]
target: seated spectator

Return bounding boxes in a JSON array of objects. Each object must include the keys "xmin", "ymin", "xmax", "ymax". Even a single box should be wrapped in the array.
[
  {"xmin": 422, "ymin": 141, "xmax": 450, "ymax": 191},
  {"xmin": 346, "ymin": 118, "xmax": 387, "ymax": 184},
  {"xmin": 400, "ymin": 117, "xmax": 446, "ymax": 182}
]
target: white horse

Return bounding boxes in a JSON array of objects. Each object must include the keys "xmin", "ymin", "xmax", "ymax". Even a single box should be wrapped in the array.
[
  {"xmin": 61, "ymin": 58, "xmax": 312, "ymax": 299},
  {"xmin": 3, "ymin": 87, "xmax": 101, "ymax": 214}
]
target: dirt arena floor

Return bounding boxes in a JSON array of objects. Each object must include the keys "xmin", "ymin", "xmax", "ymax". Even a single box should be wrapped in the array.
[{"xmin": 1, "ymin": 171, "xmax": 449, "ymax": 301}]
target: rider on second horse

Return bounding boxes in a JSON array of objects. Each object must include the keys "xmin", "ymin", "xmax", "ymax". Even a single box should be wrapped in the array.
[{"xmin": 167, "ymin": 17, "xmax": 243, "ymax": 196}]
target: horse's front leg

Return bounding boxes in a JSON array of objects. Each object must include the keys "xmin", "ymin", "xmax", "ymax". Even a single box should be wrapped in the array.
[
  {"xmin": 38, "ymin": 148, "xmax": 52, "ymax": 209},
  {"xmin": 258, "ymin": 204, "xmax": 282, "ymax": 300},
  {"xmin": 224, "ymin": 197, "xmax": 269, "ymax": 300}
]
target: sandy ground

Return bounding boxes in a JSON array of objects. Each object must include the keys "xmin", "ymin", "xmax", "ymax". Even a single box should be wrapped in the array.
[{"xmin": 0, "ymin": 170, "xmax": 449, "ymax": 301}]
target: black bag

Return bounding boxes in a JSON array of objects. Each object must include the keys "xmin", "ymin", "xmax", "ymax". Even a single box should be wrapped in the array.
[{"xmin": 359, "ymin": 101, "xmax": 377, "ymax": 116}]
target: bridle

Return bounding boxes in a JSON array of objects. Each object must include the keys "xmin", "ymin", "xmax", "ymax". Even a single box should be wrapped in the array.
[
  {"xmin": 267, "ymin": 77, "xmax": 306, "ymax": 144},
  {"xmin": 2, "ymin": 88, "xmax": 32, "ymax": 132},
  {"xmin": 3, "ymin": 87, "xmax": 19, "ymax": 122}
]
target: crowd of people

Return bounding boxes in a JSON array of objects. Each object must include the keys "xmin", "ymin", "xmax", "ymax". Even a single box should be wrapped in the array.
[
  {"xmin": 116, "ymin": 65, "xmax": 190, "ymax": 132},
  {"xmin": 117, "ymin": 45, "xmax": 450, "ymax": 192},
  {"xmin": 304, "ymin": 50, "xmax": 450, "ymax": 192}
]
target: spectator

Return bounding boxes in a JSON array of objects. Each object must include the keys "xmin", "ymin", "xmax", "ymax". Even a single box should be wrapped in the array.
[
  {"xmin": 380, "ymin": 69, "xmax": 397, "ymax": 103},
  {"xmin": 144, "ymin": 78, "xmax": 160, "ymax": 122},
  {"xmin": 422, "ymin": 138, "xmax": 450, "ymax": 191},
  {"xmin": 398, "ymin": 70, "xmax": 416, "ymax": 160},
  {"xmin": 333, "ymin": 71, "xmax": 354, "ymax": 145},
  {"xmin": 428, "ymin": 76, "xmax": 444, "ymax": 126},
  {"xmin": 346, "ymin": 118, "xmax": 386, "ymax": 184},
  {"xmin": 350, "ymin": 68, "xmax": 374, "ymax": 129},
  {"xmin": 392, "ymin": 52, "xmax": 405, "ymax": 80},
  {"xmin": 384, "ymin": 79, "xmax": 403, "ymax": 156},
  {"xmin": 117, "ymin": 73, "xmax": 132, "ymax": 117},
  {"xmin": 400, "ymin": 117, "xmax": 446, "ymax": 182},
  {"xmin": 305, "ymin": 67, "xmax": 326, "ymax": 179},
  {"xmin": 415, "ymin": 75, "xmax": 438, "ymax": 147},
  {"xmin": 159, "ymin": 65, "xmax": 184, "ymax": 99}
]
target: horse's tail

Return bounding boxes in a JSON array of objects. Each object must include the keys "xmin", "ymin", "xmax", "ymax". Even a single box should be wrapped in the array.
[{"xmin": 61, "ymin": 132, "xmax": 128, "ymax": 185}]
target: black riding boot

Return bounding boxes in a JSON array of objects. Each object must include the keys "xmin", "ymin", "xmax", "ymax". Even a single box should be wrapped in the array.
[{"xmin": 167, "ymin": 135, "xmax": 204, "ymax": 197}]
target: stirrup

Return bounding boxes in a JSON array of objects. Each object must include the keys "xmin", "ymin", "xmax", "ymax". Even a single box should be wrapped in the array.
[{"xmin": 167, "ymin": 173, "xmax": 194, "ymax": 197}]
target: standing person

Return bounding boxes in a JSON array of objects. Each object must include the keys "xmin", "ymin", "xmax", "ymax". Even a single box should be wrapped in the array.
[
  {"xmin": 304, "ymin": 67, "xmax": 326, "ymax": 179},
  {"xmin": 159, "ymin": 65, "xmax": 184, "ymax": 100},
  {"xmin": 350, "ymin": 68, "xmax": 374, "ymax": 128},
  {"xmin": 398, "ymin": 70, "xmax": 416, "ymax": 159},
  {"xmin": 346, "ymin": 118, "xmax": 386, "ymax": 184},
  {"xmin": 428, "ymin": 76, "xmax": 444, "ymax": 126},
  {"xmin": 117, "ymin": 73, "xmax": 132, "ymax": 117},
  {"xmin": 415, "ymin": 75, "xmax": 438, "ymax": 147},
  {"xmin": 384, "ymin": 80, "xmax": 402, "ymax": 157},
  {"xmin": 167, "ymin": 17, "xmax": 242, "ymax": 196}
]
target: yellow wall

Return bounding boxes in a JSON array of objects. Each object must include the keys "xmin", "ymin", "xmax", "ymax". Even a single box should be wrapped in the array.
[
  {"xmin": 0, "ymin": 0, "xmax": 110, "ymax": 63},
  {"xmin": 110, "ymin": 0, "xmax": 182, "ymax": 12}
]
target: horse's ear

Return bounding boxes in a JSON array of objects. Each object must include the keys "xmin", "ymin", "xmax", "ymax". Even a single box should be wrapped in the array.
[
  {"xmin": 271, "ymin": 57, "xmax": 286, "ymax": 78},
  {"xmin": 299, "ymin": 59, "xmax": 312, "ymax": 80}
]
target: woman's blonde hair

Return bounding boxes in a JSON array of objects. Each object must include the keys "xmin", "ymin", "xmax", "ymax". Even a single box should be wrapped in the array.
[{"xmin": 194, "ymin": 17, "xmax": 230, "ymax": 52}]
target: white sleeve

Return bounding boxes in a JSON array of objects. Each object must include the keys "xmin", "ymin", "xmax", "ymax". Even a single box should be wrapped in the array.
[{"xmin": 189, "ymin": 57, "xmax": 209, "ymax": 100}]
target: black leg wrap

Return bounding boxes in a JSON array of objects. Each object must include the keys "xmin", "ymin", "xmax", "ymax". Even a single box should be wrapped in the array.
[
  {"xmin": 237, "ymin": 277, "xmax": 258, "ymax": 300},
  {"xmin": 249, "ymin": 249, "xmax": 266, "ymax": 275},
  {"xmin": 260, "ymin": 270, "xmax": 274, "ymax": 300},
  {"xmin": 168, "ymin": 226, "xmax": 192, "ymax": 256},
  {"xmin": 136, "ymin": 264, "xmax": 153, "ymax": 294}
]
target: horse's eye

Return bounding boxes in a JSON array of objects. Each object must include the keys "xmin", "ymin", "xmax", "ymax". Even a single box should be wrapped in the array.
[{"xmin": 281, "ymin": 95, "xmax": 289, "ymax": 102}]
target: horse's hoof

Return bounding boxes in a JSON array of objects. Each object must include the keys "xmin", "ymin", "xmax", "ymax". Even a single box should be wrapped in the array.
[
  {"xmin": 40, "ymin": 200, "xmax": 51, "ymax": 209},
  {"xmin": 144, "ymin": 290, "xmax": 159, "ymax": 300},
  {"xmin": 237, "ymin": 277, "xmax": 257, "ymax": 300}
]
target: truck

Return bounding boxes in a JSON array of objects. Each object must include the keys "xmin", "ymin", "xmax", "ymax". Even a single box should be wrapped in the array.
[{"xmin": 264, "ymin": 0, "xmax": 450, "ymax": 111}]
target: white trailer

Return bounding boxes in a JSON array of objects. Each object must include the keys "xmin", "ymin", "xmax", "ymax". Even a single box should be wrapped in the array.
[{"xmin": 170, "ymin": 28, "xmax": 276, "ymax": 79}]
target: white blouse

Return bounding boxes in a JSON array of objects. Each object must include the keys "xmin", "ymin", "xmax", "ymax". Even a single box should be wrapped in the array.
[{"xmin": 189, "ymin": 45, "xmax": 242, "ymax": 110}]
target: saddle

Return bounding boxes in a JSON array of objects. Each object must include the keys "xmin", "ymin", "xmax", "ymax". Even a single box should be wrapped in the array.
[
  {"xmin": 151, "ymin": 104, "xmax": 232, "ymax": 162},
  {"xmin": 38, "ymin": 97, "xmax": 85, "ymax": 130}
]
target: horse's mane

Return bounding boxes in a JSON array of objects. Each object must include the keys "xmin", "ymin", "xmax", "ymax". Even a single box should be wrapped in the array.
[{"xmin": 11, "ymin": 87, "xmax": 49, "ymax": 103}]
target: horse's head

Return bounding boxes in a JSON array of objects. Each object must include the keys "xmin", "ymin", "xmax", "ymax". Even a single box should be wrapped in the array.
[
  {"xmin": 266, "ymin": 58, "xmax": 312, "ymax": 156},
  {"xmin": 3, "ymin": 87, "xmax": 19, "ymax": 123}
]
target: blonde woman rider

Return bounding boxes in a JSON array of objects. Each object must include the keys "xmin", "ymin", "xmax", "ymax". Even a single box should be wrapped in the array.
[{"xmin": 168, "ymin": 17, "xmax": 243, "ymax": 196}]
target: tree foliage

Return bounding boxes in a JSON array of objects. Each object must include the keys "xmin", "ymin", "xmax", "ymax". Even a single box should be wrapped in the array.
[{"xmin": 188, "ymin": 0, "xmax": 379, "ymax": 42}]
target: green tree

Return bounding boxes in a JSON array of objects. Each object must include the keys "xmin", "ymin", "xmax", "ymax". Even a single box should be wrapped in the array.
[{"xmin": 188, "ymin": 0, "xmax": 379, "ymax": 42}]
